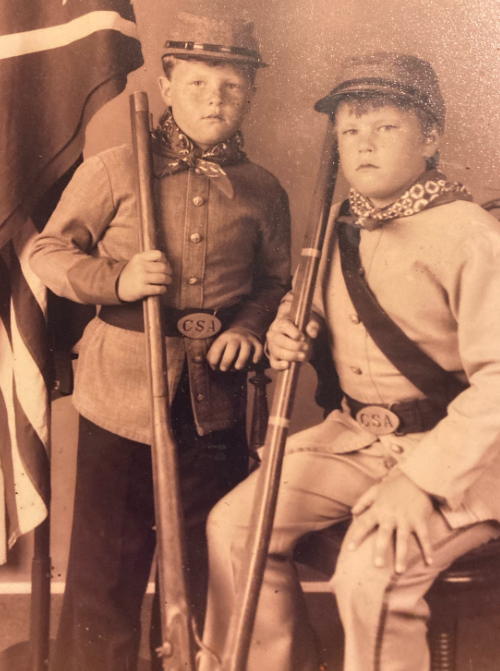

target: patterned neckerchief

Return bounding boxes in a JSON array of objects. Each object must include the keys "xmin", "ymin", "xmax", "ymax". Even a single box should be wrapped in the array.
[
  {"xmin": 151, "ymin": 108, "xmax": 248, "ymax": 199},
  {"xmin": 343, "ymin": 169, "xmax": 472, "ymax": 230}
]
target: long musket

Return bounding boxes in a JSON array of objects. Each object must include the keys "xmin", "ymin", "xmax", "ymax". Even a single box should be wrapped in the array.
[
  {"xmin": 130, "ymin": 92, "xmax": 196, "ymax": 671},
  {"xmin": 221, "ymin": 118, "xmax": 339, "ymax": 671}
]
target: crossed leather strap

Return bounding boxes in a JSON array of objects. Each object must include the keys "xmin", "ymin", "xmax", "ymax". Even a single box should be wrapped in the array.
[{"xmin": 336, "ymin": 199, "xmax": 468, "ymax": 431}]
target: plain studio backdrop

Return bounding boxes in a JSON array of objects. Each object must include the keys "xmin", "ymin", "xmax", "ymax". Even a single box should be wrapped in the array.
[{"xmin": 2, "ymin": 0, "xmax": 500, "ymax": 632}]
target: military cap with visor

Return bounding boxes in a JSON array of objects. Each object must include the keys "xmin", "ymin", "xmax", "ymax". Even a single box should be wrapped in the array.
[
  {"xmin": 162, "ymin": 12, "xmax": 267, "ymax": 69},
  {"xmin": 315, "ymin": 52, "xmax": 445, "ymax": 131}
]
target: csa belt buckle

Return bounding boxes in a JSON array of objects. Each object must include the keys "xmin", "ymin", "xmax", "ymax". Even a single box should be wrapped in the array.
[
  {"xmin": 177, "ymin": 312, "xmax": 222, "ymax": 339},
  {"xmin": 355, "ymin": 405, "xmax": 400, "ymax": 435}
]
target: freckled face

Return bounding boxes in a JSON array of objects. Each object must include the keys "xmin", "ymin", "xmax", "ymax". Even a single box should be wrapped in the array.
[
  {"xmin": 158, "ymin": 59, "xmax": 255, "ymax": 150},
  {"xmin": 336, "ymin": 102, "xmax": 440, "ymax": 208}
]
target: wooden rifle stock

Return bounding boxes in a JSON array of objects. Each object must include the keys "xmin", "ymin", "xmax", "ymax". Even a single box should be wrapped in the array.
[
  {"xmin": 130, "ymin": 92, "xmax": 195, "ymax": 671},
  {"xmin": 221, "ymin": 119, "xmax": 339, "ymax": 671}
]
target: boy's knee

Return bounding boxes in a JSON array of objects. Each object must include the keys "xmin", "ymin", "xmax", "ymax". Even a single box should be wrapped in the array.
[
  {"xmin": 206, "ymin": 491, "xmax": 247, "ymax": 551},
  {"xmin": 332, "ymin": 536, "xmax": 393, "ymax": 613}
]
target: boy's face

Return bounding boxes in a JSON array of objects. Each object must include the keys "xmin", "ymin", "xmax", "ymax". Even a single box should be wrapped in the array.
[
  {"xmin": 336, "ymin": 102, "xmax": 440, "ymax": 208},
  {"xmin": 158, "ymin": 59, "xmax": 255, "ymax": 150}
]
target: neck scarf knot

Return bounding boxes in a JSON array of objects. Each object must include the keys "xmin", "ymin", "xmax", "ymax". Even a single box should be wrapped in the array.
[
  {"xmin": 340, "ymin": 169, "xmax": 472, "ymax": 230},
  {"xmin": 151, "ymin": 109, "xmax": 248, "ymax": 199}
]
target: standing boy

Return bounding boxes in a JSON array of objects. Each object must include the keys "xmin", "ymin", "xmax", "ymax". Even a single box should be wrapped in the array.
[
  {"xmin": 30, "ymin": 12, "xmax": 290, "ymax": 671},
  {"xmin": 200, "ymin": 53, "xmax": 500, "ymax": 671}
]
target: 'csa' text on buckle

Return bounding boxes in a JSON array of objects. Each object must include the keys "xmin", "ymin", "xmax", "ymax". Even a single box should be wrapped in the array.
[
  {"xmin": 355, "ymin": 405, "xmax": 400, "ymax": 435},
  {"xmin": 177, "ymin": 313, "xmax": 222, "ymax": 339}
]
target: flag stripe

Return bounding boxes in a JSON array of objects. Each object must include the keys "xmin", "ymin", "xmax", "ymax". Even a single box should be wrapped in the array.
[
  {"xmin": 11, "ymin": 300, "xmax": 50, "ymax": 448},
  {"xmin": 0, "ymin": 318, "xmax": 48, "ymax": 544},
  {"xmin": 0, "ymin": 10, "xmax": 138, "ymax": 60},
  {"xmin": 11, "ymin": 234, "xmax": 50, "ymax": 387},
  {"xmin": 0, "ymin": 384, "xmax": 18, "ymax": 538}
]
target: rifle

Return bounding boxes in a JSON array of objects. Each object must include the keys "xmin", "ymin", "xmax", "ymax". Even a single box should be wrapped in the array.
[
  {"xmin": 130, "ymin": 91, "xmax": 196, "ymax": 671},
  {"xmin": 221, "ymin": 118, "xmax": 339, "ymax": 671}
]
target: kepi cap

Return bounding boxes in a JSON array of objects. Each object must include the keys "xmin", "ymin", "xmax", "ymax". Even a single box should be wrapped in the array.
[
  {"xmin": 163, "ymin": 12, "xmax": 267, "ymax": 69},
  {"xmin": 315, "ymin": 53, "xmax": 445, "ymax": 130}
]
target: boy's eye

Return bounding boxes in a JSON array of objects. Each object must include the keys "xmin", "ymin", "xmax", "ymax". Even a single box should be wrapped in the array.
[
  {"xmin": 342, "ymin": 129, "xmax": 358, "ymax": 135},
  {"xmin": 192, "ymin": 80, "xmax": 204, "ymax": 86},
  {"xmin": 379, "ymin": 124, "xmax": 397, "ymax": 131}
]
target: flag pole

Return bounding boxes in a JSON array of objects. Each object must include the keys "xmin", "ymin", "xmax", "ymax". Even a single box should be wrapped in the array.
[{"xmin": 29, "ymin": 519, "xmax": 51, "ymax": 671}]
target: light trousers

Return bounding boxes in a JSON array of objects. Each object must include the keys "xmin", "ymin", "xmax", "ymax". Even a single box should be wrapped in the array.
[{"xmin": 200, "ymin": 445, "xmax": 499, "ymax": 671}]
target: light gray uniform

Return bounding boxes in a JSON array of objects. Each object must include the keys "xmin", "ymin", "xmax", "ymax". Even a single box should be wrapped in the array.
[{"xmin": 200, "ymin": 198, "xmax": 500, "ymax": 671}]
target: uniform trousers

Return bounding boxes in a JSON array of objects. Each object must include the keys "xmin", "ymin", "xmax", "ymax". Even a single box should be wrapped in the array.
[
  {"xmin": 200, "ymin": 438, "xmax": 500, "ymax": 671},
  {"xmin": 52, "ymin": 367, "xmax": 248, "ymax": 671}
]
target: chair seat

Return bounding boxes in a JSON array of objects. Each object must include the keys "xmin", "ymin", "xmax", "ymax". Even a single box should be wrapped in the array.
[{"xmin": 431, "ymin": 534, "xmax": 500, "ymax": 592}]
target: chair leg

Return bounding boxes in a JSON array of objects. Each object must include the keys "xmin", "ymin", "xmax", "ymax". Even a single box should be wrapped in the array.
[{"xmin": 428, "ymin": 616, "xmax": 457, "ymax": 671}]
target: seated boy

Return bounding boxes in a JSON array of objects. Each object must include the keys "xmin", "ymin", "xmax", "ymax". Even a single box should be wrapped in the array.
[
  {"xmin": 200, "ymin": 53, "xmax": 500, "ymax": 671},
  {"xmin": 29, "ymin": 12, "xmax": 290, "ymax": 671}
]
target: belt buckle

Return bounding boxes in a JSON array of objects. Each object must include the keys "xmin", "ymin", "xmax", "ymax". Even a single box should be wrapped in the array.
[
  {"xmin": 355, "ymin": 405, "xmax": 400, "ymax": 435},
  {"xmin": 177, "ymin": 312, "xmax": 222, "ymax": 339}
]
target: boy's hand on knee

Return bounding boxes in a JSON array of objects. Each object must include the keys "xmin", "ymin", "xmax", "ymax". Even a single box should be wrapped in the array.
[
  {"xmin": 266, "ymin": 317, "xmax": 319, "ymax": 370},
  {"xmin": 117, "ymin": 250, "xmax": 172, "ymax": 302},
  {"xmin": 207, "ymin": 327, "xmax": 263, "ymax": 372},
  {"xmin": 348, "ymin": 472, "xmax": 434, "ymax": 574}
]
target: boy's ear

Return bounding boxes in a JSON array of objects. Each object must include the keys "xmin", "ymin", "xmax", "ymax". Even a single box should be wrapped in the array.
[
  {"xmin": 422, "ymin": 127, "xmax": 441, "ymax": 158},
  {"xmin": 158, "ymin": 76, "xmax": 172, "ymax": 107}
]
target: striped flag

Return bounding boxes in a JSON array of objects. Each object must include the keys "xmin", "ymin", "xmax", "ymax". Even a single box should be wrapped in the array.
[{"xmin": 0, "ymin": 1, "xmax": 143, "ymax": 561}]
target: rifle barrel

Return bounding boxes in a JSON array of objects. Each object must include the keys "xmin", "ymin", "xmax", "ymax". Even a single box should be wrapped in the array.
[
  {"xmin": 130, "ymin": 91, "xmax": 195, "ymax": 671},
  {"xmin": 222, "ymin": 119, "xmax": 339, "ymax": 671}
]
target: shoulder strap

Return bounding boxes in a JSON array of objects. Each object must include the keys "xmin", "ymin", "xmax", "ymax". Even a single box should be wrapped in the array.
[{"xmin": 336, "ymin": 201, "xmax": 468, "ymax": 406}]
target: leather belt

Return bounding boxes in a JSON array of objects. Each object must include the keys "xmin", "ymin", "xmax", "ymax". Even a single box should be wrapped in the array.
[
  {"xmin": 344, "ymin": 394, "xmax": 447, "ymax": 436},
  {"xmin": 98, "ymin": 302, "xmax": 241, "ymax": 338}
]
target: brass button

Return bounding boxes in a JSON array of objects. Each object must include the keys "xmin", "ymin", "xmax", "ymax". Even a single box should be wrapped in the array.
[
  {"xmin": 190, "ymin": 233, "xmax": 202, "ymax": 243},
  {"xmin": 358, "ymin": 267, "xmax": 365, "ymax": 277},
  {"xmin": 188, "ymin": 277, "xmax": 199, "ymax": 285},
  {"xmin": 193, "ymin": 355, "xmax": 204, "ymax": 364},
  {"xmin": 350, "ymin": 366, "xmax": 363, "ymax": 375},
  {"xmin": 349, "ymin": 314, "xmax": 360, "ymax": 324},
  {"xmin": 196, "ymin": 393, "xmax": 205, "ymax": 401},
  {"xmin": 390, "ymin": 444, "xmax": 404, "ymax": 454},
  {"xmin": 192, "ymin": 196, "xmax": 205, "ymax": 207},
  {"xmin": 384, "ymin": 456, "xmax": 397, "ymax": 469}
]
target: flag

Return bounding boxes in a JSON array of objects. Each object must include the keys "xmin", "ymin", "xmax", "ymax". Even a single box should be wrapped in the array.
[{"xmin": 0, "ymin": 0, "xmax": 143, "ymax": 561}]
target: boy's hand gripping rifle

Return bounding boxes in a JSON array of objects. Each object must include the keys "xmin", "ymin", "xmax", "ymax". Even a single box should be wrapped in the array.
[
  {"xmin": 221, "ymin": 118, "xmax": 339, "ymax": 671},
  {"xmin": 130, "ymin": 92, "xmax": 196, "ymax": 671}
]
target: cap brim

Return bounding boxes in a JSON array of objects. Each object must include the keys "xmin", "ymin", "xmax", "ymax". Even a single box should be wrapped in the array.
[
  {"xmin": 163, "ymin": 48, "xmax": 267, "ymax": 68},
  {"xmin": 315, "ymin": 83, "xmax": 420, "ymax": 114},
  {"xmin": 314, "ymin": 85, "xmax": 441, "ymax": 130}
]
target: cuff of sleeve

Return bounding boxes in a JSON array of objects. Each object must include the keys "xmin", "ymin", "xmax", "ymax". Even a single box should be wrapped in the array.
[
  {"xmin": 229, "ymin": 304, "xmax": 274, "ymax": 342},
  {"xmin": 67, "ymin": 257, "xmax": 128, "ymax": 305},
  {"xmin": 397, "ymin": 458, "xmax": 459, "ymax": 509}
]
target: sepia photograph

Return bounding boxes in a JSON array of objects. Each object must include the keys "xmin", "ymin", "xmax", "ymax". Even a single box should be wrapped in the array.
[{"xmin": 1, "ymin": 1, "xmax": 500, "ymax": 670}]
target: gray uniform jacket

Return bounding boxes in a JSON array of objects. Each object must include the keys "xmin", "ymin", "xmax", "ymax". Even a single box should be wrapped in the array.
[
  {"xmin": 279, "ymin": 199, "xmax": 500, "ymax": 529},
  {"xmin": 30, "ymin": 144, "xmax": 291, "ymax": 442}
]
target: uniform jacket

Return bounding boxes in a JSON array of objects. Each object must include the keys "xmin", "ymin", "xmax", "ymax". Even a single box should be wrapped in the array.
[
  {"xmin": 280, "ymin": 199, "xmax": 500, "ymax": 528},
  {"xmin": 30, "ymin": 143, "xmax": 291, "ymax": 442}
]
